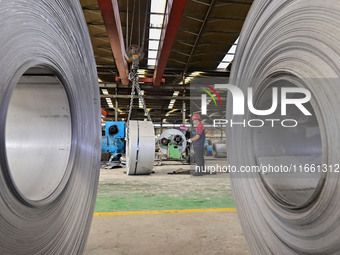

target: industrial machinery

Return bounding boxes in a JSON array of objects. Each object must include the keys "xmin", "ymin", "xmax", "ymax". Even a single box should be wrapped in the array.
[
  {"xmin": 158, "ymin": 129, "xmax": 187, "ymax": 160},
  {"xmin": 101, "ymin": 121, "xmax": 125, "ymax": 161},
  {"xmin": 204, "ymin": 140, "xmax": 213, "ymax": 156}
]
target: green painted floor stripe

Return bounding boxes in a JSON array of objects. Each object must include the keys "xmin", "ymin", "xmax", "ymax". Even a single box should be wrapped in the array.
[
  {"xmin": 94, "ymin": 193, "xmax": 235, "ymax": 213},
  {"xmin": 94, "ymin": 208, "xmax": 236, "ymax": 217}
]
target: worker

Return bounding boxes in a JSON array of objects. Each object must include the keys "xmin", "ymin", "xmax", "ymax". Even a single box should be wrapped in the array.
[{"xmin": 188, "ymin": 114, "xmax": 205, "ymax": 175}]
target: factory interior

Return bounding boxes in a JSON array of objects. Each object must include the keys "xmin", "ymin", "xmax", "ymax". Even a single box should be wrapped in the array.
[
  {"xmin": 83, "ymin": 0, "xmax": 246, "ymax": 253},
  {"xmin": 1, "ymin": 0, "xmax": 340, "ymax": 254}
]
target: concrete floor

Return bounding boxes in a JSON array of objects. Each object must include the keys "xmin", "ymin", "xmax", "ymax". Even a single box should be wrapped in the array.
[{"xmin": 85, "ymin": 158, "xmax": 250, "ymax": 254}]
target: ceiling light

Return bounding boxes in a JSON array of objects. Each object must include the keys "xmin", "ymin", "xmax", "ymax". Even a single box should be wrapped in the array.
[
  {"xmin": 138, "ymin": 69, "xmax": 147, "ymax": 75},
  {"xmin": 102, "ymin": 89, "xmax": 109, "ymax": 95},
  {"xmin": 148, "ymin": 40, "xmax": 160, "ymax": 50},
  {"xmin": 148, "ymin": 59, "xmax": 156, "ymax": 66},
  {"xmin": 173, "ymin": 91, "xmax": 179, "ymax": 97},
  {"xmin": 148, "ymin": 0, "xmax": 167, "ymax": 67},
  {"xmin": 190, "ymin": 71, "xmax": 203, "ymax": 77},
  {"xmin": 150, "ymin": 14, "xmax": 164, "ymax": 28},
  {"xmin": 149, "ymin": 29, "xmax": 161, "ymax": 40},
  {"xmin": 148, "ymin": 50, "xmax": 157, "ymax": 59},
  {"xmin": 151, "ymin": 0, "xmax": 166, "ymax": 13},
  {"xmin": 217, "ymin": 37, "xmax": 239, "ymax": 69}
]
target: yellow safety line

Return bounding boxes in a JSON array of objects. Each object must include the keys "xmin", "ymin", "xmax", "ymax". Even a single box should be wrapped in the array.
[{"xmin": 94, "ymin": 208, "xmax": 236, "ymax": 217}]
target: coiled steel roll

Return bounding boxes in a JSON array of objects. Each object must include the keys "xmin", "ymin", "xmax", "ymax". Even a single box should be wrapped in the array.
[
  {"xmin": 212, "ymin": 143, "xmax": 227, "ymax": 158},
  {"xmin": 228, "ymin": 0, "xmax": 340, "ymax": 254},
  {"xmin": 126, "ymin": 121, "xmax": 155, "ymax": 175},
  {"xmin": 0, "ymin": 0, "xmax": 100, "ymax": 254}
]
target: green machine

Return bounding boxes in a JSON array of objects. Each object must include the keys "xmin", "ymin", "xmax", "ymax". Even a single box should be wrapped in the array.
[{"xmin": 158, "ymin": 129, "xmax": 187, "ymax": 160}]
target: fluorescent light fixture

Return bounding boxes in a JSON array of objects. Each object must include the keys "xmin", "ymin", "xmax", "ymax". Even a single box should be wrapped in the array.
[
  {"xmin": 221, "ymin": 54, "xmax": 235, "ymax": 62},
  {"xmin": 151, "ymin": 0, "xmax": 166, "ymax": 13},
  {"xmin": 190, "ymin": 71, "xmax": 203, "ymax": 77},
  {"xmin": 98, "ymin": 78, "xmax": 102, "ymax": 82},
  {"xmin": 102, "ymin": 89, "xmax": 109, "ymax": 95},
  {"xmin": 148, "ymin": 59, "xmax": 156, "ymax": 66},
  {"xmin": 138, "ymin": 69, "xmax": 146, "ymax": 78},
  {"xmin": 148, "ymin": 0, "xmax": 167, "ymax": 66},
  {"xmin": 150, "ymin": 14, "xmax": 164, "ymax": 28},
  {"xmin": 149, "ymin": 28, "xmax": 162, "ymax": 40},
  {"xmin": 138, "ymin": 69, "xmax": 146, "ymax": 75},
  {"xmin": 148, "ymin": 40, "xmax": 160, "ymax": 50},
  {"xmin": 168, "ymin": 98, "xmax": 176, "ymax": 109},
  {"xmin": 217, "ymin": 37, "xmax": 239, "ymax": 69},
  {"xmin": 184, "ymin": 77, "xmax": 192, "ymax": 84},
  {"xmin": 106, "ymin": 98, "xmax": 114, "ymax": 108},
  {"xmin": 165, "ymin": 109, "xmax": 178, "ymax": 116},
  {"xmin": 182, "ymin": 71, "xmax": 204, "ymax": 84},
  {"xmin": 148, "ymin": 50, "xmax": 157, "ymax": 59},
  {"xmin": 228, "ymin": 45, "xmax": 237, "ymax": 54},
  {"xmin": 173, "ymin": 91, "xmax": 180, "ymax": 97}
]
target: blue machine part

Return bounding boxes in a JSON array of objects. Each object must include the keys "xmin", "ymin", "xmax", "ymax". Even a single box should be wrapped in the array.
[
  {"xmin": 204, "ymin": 140, "xmax": 213, "ymax": 156},
  {"xmin": 101, "ymin": 121, "xmax": 126, "ymax": 160}
]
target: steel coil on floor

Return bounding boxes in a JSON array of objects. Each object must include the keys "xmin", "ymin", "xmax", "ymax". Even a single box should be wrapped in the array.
[
  {"xmin": 212, "ymin": 143, "xmax": 227, "ymax": 158},
  {"xmin": 228, "ymin": 0, "xmax": 340, "ymax": 254},
  {"xmin": 0, "ymin": 0, "xmax": 100, "ymax": 254}
]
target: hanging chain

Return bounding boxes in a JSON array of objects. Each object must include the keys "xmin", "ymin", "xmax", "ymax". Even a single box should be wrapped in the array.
[
  {"xmin": 133, "ymin": 72, "xmax": 152, "ymax": 121},
  {"xmin": 126, "ymin": 45, "xmax": 152, "ymax": 140},
  {"xmin": 125, "ymin": 0, "xmax": 152, "ymax": 140},
  {"xmin": 127, "ymin": 63, "xmax": 152, "ymax": 122}
]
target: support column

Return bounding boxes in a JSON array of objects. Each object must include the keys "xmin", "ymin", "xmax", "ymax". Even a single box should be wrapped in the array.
[
  {"xmin": 115, "ymin": 99, "xmax": 118, "ymax": 121},
  {"xmin": 182, "ymin": 100, "xmax": 186, "ymax": 125}
]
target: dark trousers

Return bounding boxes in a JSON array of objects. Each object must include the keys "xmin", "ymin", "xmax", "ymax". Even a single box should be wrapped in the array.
[{"xmin": 193, "ymin": 146, "xmax": 205, "ymax": 176}]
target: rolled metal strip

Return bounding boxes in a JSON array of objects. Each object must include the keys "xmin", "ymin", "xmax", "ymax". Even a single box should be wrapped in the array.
[
  {"xmin": 229, "ymin": 0, "xmax": 340, "ymax": 254},
  {"xmin": 212, "ymin": 143, "xmax": 227, "ymax": 158},
  {"xmin": 0, "ymin": 0, "xmax": 100, "ymax": 254},
  {"xmin": 126, "ymin": 121, "xmax": 155, "ymax": 175}
]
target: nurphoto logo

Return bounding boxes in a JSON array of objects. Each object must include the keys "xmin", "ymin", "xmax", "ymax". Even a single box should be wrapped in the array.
[{"xmin": 201, "ymin": 84, "xmax": 312, "ymax": 128}]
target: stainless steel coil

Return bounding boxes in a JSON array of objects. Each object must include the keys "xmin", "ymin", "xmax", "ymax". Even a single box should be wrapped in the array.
[
  {"xmin": 228, "ymin": 0, "xmax": 340, "ymax": 254},
  {"xmin": 0, "ymin": 0, "xmax": 100, "ymax": 254},
  {"xmin": 126, "ymin": 121, "xmax": 155, "ymax": 175},
  {"xmin": 212, "ymin": 143, "xmax": 227, "ymax": 158}
]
